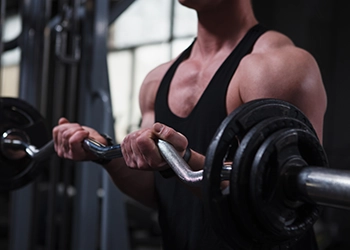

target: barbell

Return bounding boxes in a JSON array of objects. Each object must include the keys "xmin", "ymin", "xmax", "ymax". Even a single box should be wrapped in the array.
[{"xmin": 1, "ymin": 97, "xmax": 350, "ymax": 249}]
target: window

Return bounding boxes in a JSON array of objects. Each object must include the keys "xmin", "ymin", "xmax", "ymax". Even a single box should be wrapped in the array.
[{"xmin": 108, "ymin": 0, "xmax": 196, "ymax": 140}]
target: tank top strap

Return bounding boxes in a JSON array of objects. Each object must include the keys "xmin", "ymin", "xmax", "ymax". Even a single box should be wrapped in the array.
[
  {"xmin": 205, "ymin": 24, "xmax": 269, "ymax": 92},
  {"xmin": 155, "ymin": 24, "xmax": 268, "ymax": 123},
  {"xmin": 155, "ymin": 40, "xmax": 195, "ymax": 117}
]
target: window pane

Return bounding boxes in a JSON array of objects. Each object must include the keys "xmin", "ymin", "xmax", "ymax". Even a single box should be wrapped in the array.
[
  {"xmin": 108, "ymin": 51, "xmax": 133, "ymax": 141},
  {"xmin": 108, "ymin": 44, "xmax": 170, "ymax": 139},
  {"xmin": 130, "ymin": 44, "xmax": 170, "ymax": 130},
  {"xmin": 1, "ymin": 15, "xmax": 21, "ymax": 97},
  {"xmin": 171, "ymin": 38, "xmax": 195, "ymax": 58},
  {"xmin": 108, "ymin": 1, "xmax": 198, "ymax": 139},
  {"xmin": 110, "ymin": 0, "xmax": 171, "ymax": 49},
  {"xmin": 2, "ymin": 15, "xmax": 21, "ymax": 66},
  {"xmin": 173, "ymin": 2, "xmax": 197, "ymax": 38},
  {"xmin": 1, "ymin": 66, "xmax": 19, "ymax": 97}
]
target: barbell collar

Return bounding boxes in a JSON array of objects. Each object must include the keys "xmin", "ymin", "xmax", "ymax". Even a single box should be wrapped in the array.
[{"xmin": 296, "ymin": 167, "xmax": 350, "ymax": 210}]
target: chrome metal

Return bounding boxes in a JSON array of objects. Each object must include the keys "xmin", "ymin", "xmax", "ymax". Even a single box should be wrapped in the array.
[
  {"xmin": 297, "ymin": 167, "xmax": 350, "ymax": 210},
  {"xmin": 83, "ymin": 139, "xmax": 122, "ymax": 159},
  {"xmin": 5, "ymin": 129, "xmax": 350, "ymax": 212},
  {"xmin": 2, "ymin": 134, "xmax": 227, "ymax": 186},
  {"xmin": 1, "ymin": 129, "xmax": 37, "ymax": 160},
  {"xmin": 221, "ymin": 164, "xmax": 232, "ymax": 180},
  {"xmin": 157, "ymin": 139, "xmax": 202, "ymax": 186}
]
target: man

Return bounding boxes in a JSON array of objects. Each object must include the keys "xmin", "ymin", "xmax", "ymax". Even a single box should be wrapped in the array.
[{"xmin": 53, "ymin": 0, "xmax": 327, "ymax": 249}]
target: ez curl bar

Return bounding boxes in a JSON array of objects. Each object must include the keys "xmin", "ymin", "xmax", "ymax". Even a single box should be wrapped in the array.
[{"xmin": 1, "ymin": 97, "xmax": 350, "ymax": 249}]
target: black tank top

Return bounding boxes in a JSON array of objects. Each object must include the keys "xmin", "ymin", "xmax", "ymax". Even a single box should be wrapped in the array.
[
  {"xmin": 155, "ymin": 24, "xmax": 268, "ymax": 155},
  {"xmin": 154, "ymin": 24, "xmax": 267, "ymax": 250},
  {"xmin": 154, "ymin": 24, "xmax": 317, "ymax": 250}
]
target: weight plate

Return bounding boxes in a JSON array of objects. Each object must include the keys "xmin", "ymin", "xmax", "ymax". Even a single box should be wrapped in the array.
[
  {"xmin": 0, "ymin": 97, "xmax": 49, "ymax": 191},
  {"xmin": 203, "ymin": 98, "xmax": 315, "ymax": 249},
  {"xmin": 230, "ymin": 117, "xmax": 314, "ymax": 247},
  {"xmin": 250, "ymin": 128, "xmax": 327, "ymax": 243}
]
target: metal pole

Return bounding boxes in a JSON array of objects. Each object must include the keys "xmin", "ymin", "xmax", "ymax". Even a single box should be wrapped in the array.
[
  {"xmin": 296, "ymin": 167, "xmax": 350, "ymax": 210},
  {"xmin": 158, "ymin": 140, "xmax": 202, "ymax": 185},
  {"xmin": 0, "ymin": 0, "xmax": 6, "ymax": 94}
]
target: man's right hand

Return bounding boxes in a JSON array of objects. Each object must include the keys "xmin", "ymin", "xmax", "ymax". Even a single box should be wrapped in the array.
[
  {"xmin": 52, "ymin": 117, "xmax": 108, "ymax": 161},
  {"xmin": 121, "ymin": 122, "xmax": 188, "ymax": 171}
]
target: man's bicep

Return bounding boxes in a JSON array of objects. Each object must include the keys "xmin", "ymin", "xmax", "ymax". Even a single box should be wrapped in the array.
[{"xmin": 238, "ymin": 49, "xmax": 327, "ymax": 140}]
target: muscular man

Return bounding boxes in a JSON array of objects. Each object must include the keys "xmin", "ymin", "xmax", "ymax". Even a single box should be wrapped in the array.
[{"xmin": 53, "ymin": 0, "xmax": 327, "ymax": 249}]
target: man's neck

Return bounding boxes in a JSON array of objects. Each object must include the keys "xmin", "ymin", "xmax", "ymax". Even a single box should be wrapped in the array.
[{"xmin": 194, "ymin": 2, "xmax": 257, "ymax": 55}]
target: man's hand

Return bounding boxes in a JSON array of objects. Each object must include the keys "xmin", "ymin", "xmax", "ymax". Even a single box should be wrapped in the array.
[
  {"xmin": 121, "ymin": 123, "xmax": 188, "ymax": 170},
  {"xmin": 52, "ymin": 117, "xmax": 107, "ymax": 161}
]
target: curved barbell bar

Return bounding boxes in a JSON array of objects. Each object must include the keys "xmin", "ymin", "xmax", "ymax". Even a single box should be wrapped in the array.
[
  {"xmin": 1, "ymin": 130, "xmax": 203, "ymax": 186},
  {"xmin": 3, "ymin": 129, "xmax": 350, "ymax": 210}
]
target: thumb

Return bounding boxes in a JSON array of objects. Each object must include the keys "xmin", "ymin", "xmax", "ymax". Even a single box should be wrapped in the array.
[
  {"xmin": 152, "ymin": 123, "xmax": 188, "ymax": 151},
  {"xmin": 58, "ymin": 117, "xmax": 70, "ymax": 125}
]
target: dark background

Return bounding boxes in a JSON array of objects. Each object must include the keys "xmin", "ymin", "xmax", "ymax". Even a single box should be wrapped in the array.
[{"xmin": 253, "ymin": 0, "xmax": 350, "ymax": 248}]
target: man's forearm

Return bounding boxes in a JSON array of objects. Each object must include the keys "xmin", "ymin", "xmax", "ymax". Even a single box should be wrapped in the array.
[{"xmin": 102, "ymin": 158, "xmax": 158, "ymax": 209}]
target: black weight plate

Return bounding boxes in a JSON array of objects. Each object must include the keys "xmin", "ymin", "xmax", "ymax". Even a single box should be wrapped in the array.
[
  {"xmin": 230, "ymin": 117, "xmax": 314, "ymax": 247},
  {"xmin": 203, "ymin": 98, "xmax": 315, "ymax": 249},
  {"xmin": 0, "ymin": 97, "xmax": 49, "ymax": 191},
  {"xmin": 250, "ymin": 128, "xmax": 327, "ymax": 243}
]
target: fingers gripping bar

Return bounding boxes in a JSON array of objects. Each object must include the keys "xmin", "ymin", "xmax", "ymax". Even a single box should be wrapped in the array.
[
  {"xmin": 5, "ymin": 97, "xmax": 350, "ymax": 249},
  {"xmin": 2, "ymin": 135, "xmax": 202, "ymax": 186},
  {"xmin": 83, "ymin": 138, "xmax": 202, "ymax": 185}
]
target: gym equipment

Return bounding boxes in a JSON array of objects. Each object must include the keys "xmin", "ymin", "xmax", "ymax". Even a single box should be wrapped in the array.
[
  {"xmin": 2, "ymin": 97, "xmax": 350, "ymax": 249},
  {"xmin": 203, "ymin": 98, "xmax": 324, "ymax": 249},
  {"xmin": 0, "ymin": 98, "xmax": 50, "ymax": 190}
]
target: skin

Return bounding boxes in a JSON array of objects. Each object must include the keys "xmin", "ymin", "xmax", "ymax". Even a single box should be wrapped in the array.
[{"xmin": 53, "ymin": 0, "xmax": 327, "ymax": 209}]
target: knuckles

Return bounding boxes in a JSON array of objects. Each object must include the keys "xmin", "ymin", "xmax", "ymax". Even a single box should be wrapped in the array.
[
  {"xmin": 54, "ymin": 122, "xmax": 186, "ymax": 169},
  {"xmin": 53, "ymin": 123, "xmax": 87, "ymax": 160},
  {"xmin": 122, "ymin": 127, "xmax": 166, "ymax": 170},
  {"xmin": 157, "ymin": 125, "xmax": 173, "ymax": 140}
]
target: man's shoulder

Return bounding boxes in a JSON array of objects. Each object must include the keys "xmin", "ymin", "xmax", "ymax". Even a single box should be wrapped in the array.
[
  {"xmin": 250, "ymin": 30, "xmax": 315, "ymax": 63},
  {"xmin": 143, "ymin": 60, "xmax": 175, "ymax": 84},
  {"xmin": 138, "ymin": 59, "xmax": 177, "ymax": 116},
  {"xmin": 241, "ymin": 30, "xmax": 316, "ymax": 78},
  {"xmin": 252, "ymin": 30, "xmax": 295, "ymax": 53},
  {"xmin": 235, "ymin": 29, "xmax": 323, "ymax": 103}
]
